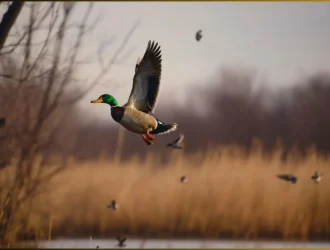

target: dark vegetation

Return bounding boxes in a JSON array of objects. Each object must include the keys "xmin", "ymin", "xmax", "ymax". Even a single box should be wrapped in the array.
[{"xmin": 73, "ymin": 69, "xmax": 330, "ymax": 162}]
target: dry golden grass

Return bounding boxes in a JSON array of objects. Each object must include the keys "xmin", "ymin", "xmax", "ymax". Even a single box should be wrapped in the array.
[{"xmin": 15, "ymin": 143, "xmax": 330, "ymax": 241}]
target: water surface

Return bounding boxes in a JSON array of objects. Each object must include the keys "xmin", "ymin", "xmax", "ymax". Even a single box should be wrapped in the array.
[{"xmin": 35, "ymin": 239, "xmax": 330, "ymax": 248}]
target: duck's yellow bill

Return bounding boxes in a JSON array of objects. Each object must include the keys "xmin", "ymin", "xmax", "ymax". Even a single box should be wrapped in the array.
[{"xmin": 91, "ymin": 98, "xmax": 103, "ymax": 103}]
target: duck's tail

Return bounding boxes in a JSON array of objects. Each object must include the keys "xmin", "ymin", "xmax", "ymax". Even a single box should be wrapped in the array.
[{"xmin": 151, "ymin": 119, "xmax": 178, "ymax": 135}]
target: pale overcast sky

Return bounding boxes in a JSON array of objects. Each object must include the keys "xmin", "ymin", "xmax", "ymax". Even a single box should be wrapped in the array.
[
  {"xmin": 81, "ymin": 2, "xmax": 330, "ymax": 102},
  {"xmin": 11, "ymin": 2, "xmax": 330, "ymax": 122}
]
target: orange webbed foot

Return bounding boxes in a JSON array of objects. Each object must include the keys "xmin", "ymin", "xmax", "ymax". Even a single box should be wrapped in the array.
[
  {"xmin": 146, "ymin": 128, "xmax": 155, "ymax": 140},
  {"xmin": 142, "ymin": 134, "xmax": 153, "ymax": 146}
]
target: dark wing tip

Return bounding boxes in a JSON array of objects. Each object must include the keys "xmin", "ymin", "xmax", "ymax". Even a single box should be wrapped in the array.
[
  {"xmin": 172, "ymin": 137, "xmax": 180, "ymax": 144},
  {"xmin": 277, "ymin": 174, "xmax": 297, "ymax": 183},
  {"xmin": 133, "ymin": 40, "xmax": 163, "ymax": 113},
  {"xmin": 146, "ymin": 40, "xmax": 161, "ymax": 57},
  {"xmin": 143, "ymin": 41, "xmax": 162, "ymax": 71},
  {"xmin": 276, "ymin": 174, "xmax": 287, "ymax": 180}
]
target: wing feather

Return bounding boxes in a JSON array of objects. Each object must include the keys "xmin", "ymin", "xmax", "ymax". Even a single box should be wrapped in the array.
[
  {"xmin": 125, "ymin": 41, "xmax": 162, "ymax": 113},
  {"xmin": 171, "ymin": 137, "xmax": 181, "ymax": 145},
  {"xmin": 177, "ymin": 134, "xmax": 185, "ymax": 144},
  {"xmin": 171, "ymin": 134, "xmax": 184, "ymax": 145}
]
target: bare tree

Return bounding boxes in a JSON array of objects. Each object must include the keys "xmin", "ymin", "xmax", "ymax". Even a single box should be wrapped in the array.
[
  {"xmin": 0, "ymin": 1, "xmax": 24, "ymax": 51},
  {"xmin": 0, "ymin": 2, "xmax": 137, "ymax": 245}
]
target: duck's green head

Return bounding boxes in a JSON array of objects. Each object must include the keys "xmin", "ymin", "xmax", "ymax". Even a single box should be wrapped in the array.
[{"xmin": 91, "ymin": 94, "xmax": 118, "ymax": 106}]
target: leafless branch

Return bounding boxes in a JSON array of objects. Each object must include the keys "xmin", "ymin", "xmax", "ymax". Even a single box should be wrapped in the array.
[
  {"xmin": 65, "ymin": 18, "xmax": 141, "ymax": 105},
  {"xmin": 0, "ymin": 2, "xmax": 138, "ymax": 244},
  {"xmin": 0, "ymin": 1, "xmax": 25, "ymax": 51}
]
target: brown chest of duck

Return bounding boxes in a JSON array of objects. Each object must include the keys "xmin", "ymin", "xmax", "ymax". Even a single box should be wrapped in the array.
[{"xmin": 111, "ymin": 106, "xmax": 125, "ymax": 122}]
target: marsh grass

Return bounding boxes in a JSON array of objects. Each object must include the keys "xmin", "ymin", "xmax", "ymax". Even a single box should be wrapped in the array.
[{"xmin": 10, "ymin": 143, "xmax": 330, "ymax": 241}]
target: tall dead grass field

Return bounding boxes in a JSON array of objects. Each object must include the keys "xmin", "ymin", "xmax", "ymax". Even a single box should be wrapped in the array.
[{"xmin": 16, "ymin": 144, "xmax": 330, "ymax": 241}]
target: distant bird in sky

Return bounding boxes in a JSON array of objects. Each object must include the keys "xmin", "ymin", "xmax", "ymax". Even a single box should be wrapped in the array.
[
  {"xmin": 116, "ymin": 236, "xmax": 127, "ymax": 247},
  {"xmin": 276, "ymin": 174, "xmax": 297, "ymax": 184},
  {"xmin": 107, "ymin": 200, "xmax": 119, "ymax": 210},
  {"xmin": 311, "ymin": 171, "xmax": 323, "ymax": 184},
  {"xmin": 167, "ymin": 133, "xmax": 184, "ymax": 149},
  {"xmin": 180, "ymin": 175, "xmax": 188, "ymax": 184},
  {"xmin": 91, "ymin": 41, "xmax": 178, "ymax": 146},
  {"xmin": 195, "ymin": 30, "xmax": 202, "ymax": 42}
]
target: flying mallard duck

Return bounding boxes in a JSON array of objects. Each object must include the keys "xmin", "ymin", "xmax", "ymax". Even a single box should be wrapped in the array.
[
  {"xmin": 195, "ymin": 30, "xmax": 202, "ymax": 42},
  {"xmin": 311, "ymin": 171, "xmax": 323, "ymax": 184},
  {"xmin": 107, "ymin": 200, "xmax": 119, "ymax": 210},
  {"xmin": 91, "ymin": 41, "xmax": 178, "ymax": 146},
  {"xmin": 167, "ymin": 133, "xmax": 184, "ymax": 149},
  {"xmin": 276, "ymin": 174, "xmax": 297, "ymax": 184},
  {"xmin": 116, "ymin": 236, "xmax": 127, "ymax": 247}
]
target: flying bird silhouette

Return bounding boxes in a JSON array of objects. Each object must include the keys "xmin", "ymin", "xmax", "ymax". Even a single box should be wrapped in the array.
[
  {"xmin": 276, "ymin": 174, "xmax": 297, "ymax": 184},
  {"xmin": 116, "ymin": 236, "xmax": 127, "ymax": 247},
  {"xmin": 195, "ymin": 30, "xmax": 202, "ymax": 41},
  {"xmin": 167, "ymin": 134, "xmax": 184, "ymax": 149},
  {"xmin": 107, "ymin": 200, "xmax": 119, "ymax": 210},
  {"xmin": 311, "ymin": 171, "xmax": 323, "ymax": 184},
  {"xmin": 180, "ymin": 176, "xmax": 188, "ymax": 184}
]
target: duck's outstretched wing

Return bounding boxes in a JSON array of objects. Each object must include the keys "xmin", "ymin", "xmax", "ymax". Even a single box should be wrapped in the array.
[
  {"xmin": 116, "ymin": 236, "xmax": 126, "ymax": 245},
  {"xmin": 277, "ymin": 174, "xmax": 290, "ymax": 180},
  {"xmin": 171, "ymin": 134, "xmax": 184, "ymax": 145},
  {"xmin": 276, "ymin": 174, "xmax": 297, "ymax": 183},
  {"xmin": 177, "ymin": 134, "xmax": 185, "ymax": 144},
  {"xmin": 125, "ymin": 41, "xmax": 162, "ymax": 114}
]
